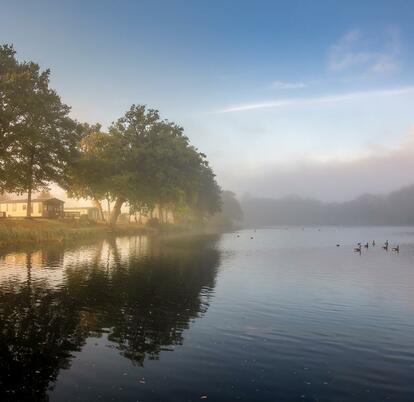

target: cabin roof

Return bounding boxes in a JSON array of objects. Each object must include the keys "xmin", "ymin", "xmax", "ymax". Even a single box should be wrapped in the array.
[{"xmin": 0, "ymin": 197, "xmax": 64, "ymax": 204}]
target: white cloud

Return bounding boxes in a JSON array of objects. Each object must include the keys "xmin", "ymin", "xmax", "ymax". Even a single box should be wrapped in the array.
[
  {"xmin": 328, "ymin": 28, "xmax": 400, "ymax": 73},
  {"xmin": 216, "ymin": 86, "xmax": 414, "ymax": 113},
  {"xmin": 271, "ymin": 81, "xmax": 307, "ymax": 89}
]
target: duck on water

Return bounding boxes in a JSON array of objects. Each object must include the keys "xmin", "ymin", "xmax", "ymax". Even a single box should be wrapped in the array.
[{"xmin": 353, "ymin": 239, "xmax": 399, "ymax": 253}]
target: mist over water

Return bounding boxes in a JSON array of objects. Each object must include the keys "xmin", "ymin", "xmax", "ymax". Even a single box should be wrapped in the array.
[
  {"xmin": 3, "ymin": 2, "xmax": 414, "ymax": 401},
  {"xmin": 241, "ymin": 184, "xmax": 414, "ymax": 227},
  {"xmin": 1, "ymin": 228, "xmax": 414, "ymax": 401}
]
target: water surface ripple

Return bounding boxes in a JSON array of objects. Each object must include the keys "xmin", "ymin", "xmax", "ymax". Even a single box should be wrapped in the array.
[{"xmin": 0, "ymin": 227, "xmax": 413, "ymax": 401}]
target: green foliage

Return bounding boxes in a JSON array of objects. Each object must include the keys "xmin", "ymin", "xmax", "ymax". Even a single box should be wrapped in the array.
[
  {"xmin": 0, "ymin": 44, "xmax": 19, "ymax": 189},
  {"xmin": 1, "ymin": 44, "xmax": 221, "ymax": 225},
  {"xmin": 129, "ymin": 200, "xmax": 154, "ymax": 218},
  {"xmin": 0, "ymin": 44, "xmax": 80, "ymax": 215},
  {"xmin": 65, "ymin": 104, "xmax": 222, "ymax": 225},
  {"xmin": 220, "ymin": 191, "xmax": 243, "ymax": 222},
  {"xmin": 193, "ymin": 165, "xmax": 222, "ymax": 217},
  {"xmin": 63, "ymin": 124, "xmax": 114, "ymax": 200}
]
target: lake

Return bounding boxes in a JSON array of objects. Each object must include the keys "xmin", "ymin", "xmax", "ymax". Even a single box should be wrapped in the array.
[{"xmin": 1, "ymin": 226, "xmax": 414, "ymax": 401}]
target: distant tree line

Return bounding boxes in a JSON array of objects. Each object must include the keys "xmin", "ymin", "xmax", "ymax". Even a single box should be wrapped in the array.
[
  {"xmin": 0, "ymin": 44, "xmax": 221, "ymax": 224},
  {"xmin": 242, "ymin": 185, "xmax": 414, "ymax": 226},
  {"xmin": 207, "ymin": 190, "xmax": 244, "ymax": 230}
]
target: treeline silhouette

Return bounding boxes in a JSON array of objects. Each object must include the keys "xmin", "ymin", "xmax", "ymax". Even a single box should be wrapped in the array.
[
  {"xmin": 242, "ymin": 184, "xmax": 414, "ymax": 226},
  {"xmin": 0, "ymin": 236, "xmax": 220, "ymax": 400}
]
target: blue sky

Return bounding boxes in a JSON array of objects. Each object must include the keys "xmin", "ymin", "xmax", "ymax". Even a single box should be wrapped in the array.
[{"xmin": 2, "ymin": 0, "xmax": 414, "ymax": 200}]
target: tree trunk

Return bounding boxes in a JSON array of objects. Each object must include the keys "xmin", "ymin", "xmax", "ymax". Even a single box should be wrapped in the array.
[
  {"xmin": 26, "ymin": 186, "xmax": 32, "ymax": 218},
  {"xmin": 109, "ymin": 197, "xmax": 125, "ymax": 226},
  {"xmin": 93, "ymin": 197, "xmax": 104, "ymax": 221},
  {"xmin": 26, "ymin": 153, "xmax": 34, "ymax": 218},
  {"xmin": 159, "ymin": 204, "xmax": 163, "ymax": 224},
  {"xmin": 107, "ymin": 197, "xmax": 111, "ymax": 218}
]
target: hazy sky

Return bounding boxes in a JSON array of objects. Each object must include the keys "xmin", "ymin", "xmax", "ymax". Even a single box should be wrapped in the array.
[{"xmin": 2, "ymin": 0, "xmax": 414, "ymax": 201}]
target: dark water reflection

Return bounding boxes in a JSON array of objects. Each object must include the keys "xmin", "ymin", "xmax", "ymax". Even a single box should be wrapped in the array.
[
  {"xmin": 0, "ymin": 236, "xmax": 220, "ymax": 401},
  {"xmin": 2, "ymin": 227, "xmax": 414, "ymax": 402}
]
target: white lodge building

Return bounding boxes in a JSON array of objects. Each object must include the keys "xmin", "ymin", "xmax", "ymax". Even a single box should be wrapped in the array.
[{"xmin": 0, "ymin": 198, "xmax": 65, "ymax": 218}]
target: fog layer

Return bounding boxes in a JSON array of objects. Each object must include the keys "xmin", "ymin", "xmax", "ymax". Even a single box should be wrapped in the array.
[
  {"xmin": 242, "ymin": 184, "xmax": 414, "ymax": 227},
  {"xmin": 235, "ymin": 128, "xmax": 414, "ymax": 202}
]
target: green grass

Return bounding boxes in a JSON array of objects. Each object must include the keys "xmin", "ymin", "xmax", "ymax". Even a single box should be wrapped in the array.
[{"xmin": 0, "ymin": 218, "xmax": 153, "ymax": 246}]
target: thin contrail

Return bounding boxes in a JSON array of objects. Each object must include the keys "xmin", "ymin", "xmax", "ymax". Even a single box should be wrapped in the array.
[{"xmin": 215, "ymin": 86, "xmax": 414, "ymax": 113}]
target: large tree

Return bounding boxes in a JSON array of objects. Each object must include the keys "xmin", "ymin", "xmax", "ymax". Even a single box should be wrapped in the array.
[
  {"xmin": 64, "ymin": 105, "xmax": 221, "ymax": 226},
  {"xmin": 62, "ymin": 123, "xmax": 116, "ymax": 221},
  {"xmin": 104, "ymin": 105, "xmax": 167, "ymax": 225},
  {"xmin": 106, "ymin": 105, "xmax": 221, "ymax": 226},
  {"xmin": 0, "ymin": 44, "xmax": 17, "ymax": 191},
  {"xmin": 192, "ymin": 164, "xmax": 222, "ymax": 219},
  {"xmin": 0, "ymin": 44, "xmax": 79, "ymax": 216}
]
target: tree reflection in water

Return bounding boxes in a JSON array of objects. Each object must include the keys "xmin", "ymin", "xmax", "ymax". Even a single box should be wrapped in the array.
[{"xmin": 0, "ymin": 235, "xmax": 221, "ymax": 401}]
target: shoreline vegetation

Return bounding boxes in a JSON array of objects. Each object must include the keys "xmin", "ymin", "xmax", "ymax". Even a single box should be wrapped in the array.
[
  {"xmin": 0, "ymin": 219, "xmax": 148, "ymax": 247},
  {"xmin": 1, "ymin": 45, "xmax": 244, "ymax": 240},
  {"xmin": 0, "ymin": 217, "xmax": 239, "ymax": 247}
]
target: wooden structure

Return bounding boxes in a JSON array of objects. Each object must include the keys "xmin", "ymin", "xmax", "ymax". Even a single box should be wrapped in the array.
[
  {"xmin": 64, "ymin": 207, "xmax": 100, "ymax": 220},
  {"xmin": 0, "ymin": 198, "xmax": 64, "ymax": 218}
]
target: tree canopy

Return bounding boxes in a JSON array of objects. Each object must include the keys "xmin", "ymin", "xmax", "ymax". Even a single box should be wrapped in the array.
[
  {"xmin": 0, "ymin": 44, "xmax": 80, "ymax": 216},
  {"xmin": 65, "ymin": 105, "xmax": 221, "ymax": 225},
  {"xmin": 1, "ymin": 44, "xmax": 221, "ymax": 224}
]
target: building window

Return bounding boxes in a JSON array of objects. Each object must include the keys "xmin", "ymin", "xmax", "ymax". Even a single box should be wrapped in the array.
[
  {"xmin": 22, "ymin": 204, "xmax": 26, "ymax": 210},
  {"xmin": 12, "ymin": 203, "xmax": 17, "ymax": 212},
  {"xmin": 38, "ymin": 203, "xmax": 42, "ymax": 213}
]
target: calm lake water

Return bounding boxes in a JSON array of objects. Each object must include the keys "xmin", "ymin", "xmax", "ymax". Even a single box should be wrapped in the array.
[{"xmin": 1, "ymin": 226, "xmax": 414, "ymax": 402}]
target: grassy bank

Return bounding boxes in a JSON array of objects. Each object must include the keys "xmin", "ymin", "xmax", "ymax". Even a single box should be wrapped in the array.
[{"xmin": 0, "ymin": 218, "xmax": 155, "ymax": 246}]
